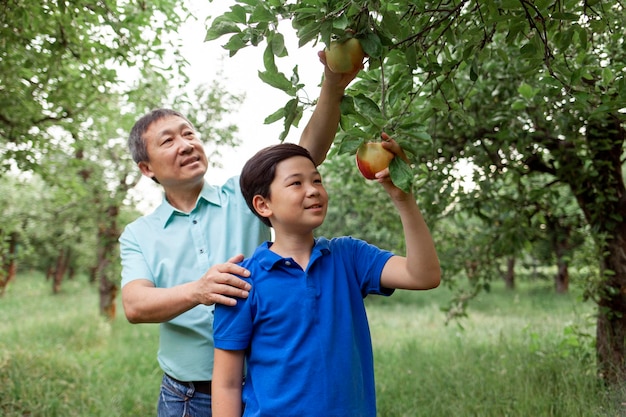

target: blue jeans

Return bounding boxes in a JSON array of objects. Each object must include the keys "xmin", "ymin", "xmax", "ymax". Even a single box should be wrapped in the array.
[{"xmin": 157, "ymin": 373, "xmax": 212, "ymax": 417}]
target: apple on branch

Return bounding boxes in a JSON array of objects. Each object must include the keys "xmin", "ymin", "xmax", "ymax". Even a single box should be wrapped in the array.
[
  {"xmin": 356, "ymin": 142, "xmax": 395, "ymax": 180},
  {"xmin": 324, "ymin": 37, "xmax": 365, "ymax": 74}
]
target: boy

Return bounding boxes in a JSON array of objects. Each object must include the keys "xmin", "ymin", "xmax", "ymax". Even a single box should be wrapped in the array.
[{"xmin": 212, "ymin": 138, "xmax": 441, "ymax": 417}]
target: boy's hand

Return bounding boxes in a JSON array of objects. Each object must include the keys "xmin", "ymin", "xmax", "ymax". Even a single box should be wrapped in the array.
[
  {"xmin": 375, "ymin": 133, "xmax": 412, "ymax": 201},
  {"xmin": 318, "ymin": 50, "xmax": 363, "ymax": 91}
]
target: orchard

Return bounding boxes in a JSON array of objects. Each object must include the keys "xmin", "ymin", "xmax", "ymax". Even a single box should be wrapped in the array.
[{"xmin": 207, "ymin": 1, "xmax": 626, "ymax": 385}]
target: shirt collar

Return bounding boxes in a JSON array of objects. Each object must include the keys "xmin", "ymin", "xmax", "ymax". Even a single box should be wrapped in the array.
[
  {"xmin": 155, "ymin": 181, "xmax": 223, "ymax": 228},
  {"xmin": 255, "ymin": 238, "xmax": 332, "ymax": 271}
]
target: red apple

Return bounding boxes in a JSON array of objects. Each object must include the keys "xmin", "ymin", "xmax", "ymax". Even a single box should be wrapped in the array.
[
  {"xmin": 356, "ymin": 142, "xmax": 394, "ymax": 180},
  {"xmin": 324, "ymin": 38, "xmax": 365, "ymax": 74}
]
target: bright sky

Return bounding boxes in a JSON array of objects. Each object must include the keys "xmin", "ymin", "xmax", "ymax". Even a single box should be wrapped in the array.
[{"xmin": 134, "ymin": 0, "xmax": 325, "ymax": 213}]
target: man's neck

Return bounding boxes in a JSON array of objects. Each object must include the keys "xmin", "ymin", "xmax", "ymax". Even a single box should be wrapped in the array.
[{"xmin": 164, "ymin": 181, "xmax": 204, "ymax": 213}]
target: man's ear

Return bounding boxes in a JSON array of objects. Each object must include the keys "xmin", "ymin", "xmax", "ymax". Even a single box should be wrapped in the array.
[
  {"xmin": 138, "ymin": 161, "xmax": 155, "ymax": 180},
  {"xmin": 252, "ymin": 195, "xmax": 272, "ymax": 221}
]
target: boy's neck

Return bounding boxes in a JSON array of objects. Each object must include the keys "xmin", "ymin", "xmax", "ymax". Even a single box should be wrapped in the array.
[{"xmin": 269, "ymin": 233, "xmax": 315, "ymax": 270}]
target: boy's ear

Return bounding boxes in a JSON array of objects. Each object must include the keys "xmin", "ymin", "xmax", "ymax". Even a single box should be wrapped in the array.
[{"xmin": 252, "ymin": 195, "xmax": 272, "ymax": 220}]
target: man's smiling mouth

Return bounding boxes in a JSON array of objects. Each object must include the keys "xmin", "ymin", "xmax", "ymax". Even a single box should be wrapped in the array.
[{"xmin": 181, "ymin": 156, "xmax": 200, "ymax": 166}]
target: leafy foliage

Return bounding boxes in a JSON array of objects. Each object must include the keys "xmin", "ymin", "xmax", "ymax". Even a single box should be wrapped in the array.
[
  {"xmin": 208, "ymin": 0, "xmax": 626, "ymax": 383},
  {"xmin": 0, "ymin": 0, "xmax": 188, "ymax": 174}
]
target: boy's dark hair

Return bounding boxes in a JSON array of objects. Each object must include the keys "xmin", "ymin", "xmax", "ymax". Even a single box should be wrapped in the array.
[{"xmin": 240, "ymin": 143, "xmax": 315, "ymax": 227}]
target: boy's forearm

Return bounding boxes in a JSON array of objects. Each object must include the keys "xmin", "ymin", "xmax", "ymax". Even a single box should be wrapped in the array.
[
  {"xmin": 212, "ymin": 349, "xmax": 245, "ymax": 417},
  {"xmin": 396, "ymin": 198, "xmax": 441, "ymax": 288},
  {"xmin": 212, "ymin": 387, "xmax": 242, "ymax": 417}
]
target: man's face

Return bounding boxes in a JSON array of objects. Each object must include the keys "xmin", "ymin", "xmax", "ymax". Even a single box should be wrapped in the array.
[{"xmin": 138, "ymin": 115, "xmax": 208, "ymax": 188}]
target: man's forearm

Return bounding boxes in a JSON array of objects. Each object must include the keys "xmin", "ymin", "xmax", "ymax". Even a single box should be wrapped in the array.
[{"xmin": 122, "ymin": 280, "xmax": 199, "ymax": 323}]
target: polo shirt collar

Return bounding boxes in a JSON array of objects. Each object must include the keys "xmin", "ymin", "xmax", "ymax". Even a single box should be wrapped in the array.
[
  {"xmin": 155, "ymin": 181, "xmax": 223, "ymax": 228},
  {"xmin": 255, "ymin": 238, "xmax": 332, "ymax": 271}
]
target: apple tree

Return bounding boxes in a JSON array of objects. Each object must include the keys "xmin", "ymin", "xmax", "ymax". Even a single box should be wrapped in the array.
[{"xmin": 207, "ymin": 0, "xmax": 626, "ymax": 384}]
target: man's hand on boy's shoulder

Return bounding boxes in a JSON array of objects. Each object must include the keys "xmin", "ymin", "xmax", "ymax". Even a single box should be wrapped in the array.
[{"xmin": 196, "ymin": 254, "xmax": 252, "ymax": 307}]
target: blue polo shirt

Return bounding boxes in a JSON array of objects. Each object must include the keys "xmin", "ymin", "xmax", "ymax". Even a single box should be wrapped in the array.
[
  {"xmin": 214, "ymin": 236, "xmax": 394, "ymax": 417},
  {"xmin": 119, "ymin": 178, "xmax": 270, "ymax": 382}
]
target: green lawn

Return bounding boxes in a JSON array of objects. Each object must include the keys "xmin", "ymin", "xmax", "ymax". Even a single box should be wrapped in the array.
[{"xmin": 0, "ymin": 272, "xmax": 622, "ymax": 416}]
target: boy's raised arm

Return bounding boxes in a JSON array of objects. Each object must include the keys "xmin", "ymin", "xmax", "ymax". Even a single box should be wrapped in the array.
[
  {"xmin": 298, "ymin": 51, "xmax": 363, "ymax": 166},
  {"xmin": 375, "ymin": 133, "xmax": 441, "ymax": 290}
]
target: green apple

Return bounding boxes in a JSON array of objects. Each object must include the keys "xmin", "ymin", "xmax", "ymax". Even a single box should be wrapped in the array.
[
  {"xmin": 356, "ymin": 142, "xmax": 395, "ymax": 180},
  {"xmin": 324, "ymin": 38, "xmax": 365, "ymax": 74}
]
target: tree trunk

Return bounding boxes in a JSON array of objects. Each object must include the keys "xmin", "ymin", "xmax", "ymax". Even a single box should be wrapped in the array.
[
  {"xmin": 52, "ymin": 248, "xmax": 70, "ymax": 294},
  {"xmin": 45, "ymin": 265, "xmax": 54, "ymax": 281},
  {"xmin": 546, "ymin": 215, "xmax": 571, "ymax": 294},
  {"xmin": 503, "ymin": 257, "xmax": 515, "ymax": 290},
  {"xmin": 546, "ymin": 113, "xmax": 625, "ymax": 385},
  {"xmin": 0, "ymin": 231, "xmax": 18, "ymax": 296},
  {"xmin": 555, "ymin": 259, "xmax": 569, "ymax": 294},
  {"xmin": 96, "ymin": 204, "xmax": 120, "ymax": 320},
  {"xmin": 595, "ymin": 225, "xmax": 626, "ymax": 384},
  {"xmin": 555, "ymin": 242, "xmax": 569, "ymax": 294},
  {"xmin": 586, "ymin": 116, "xmax": 626, "ymax": 385},
  {"xmin": 99, "ymin": 274, "xmax": 117, "ymax": 320},
  {"xmin": 465, "ymin": 260, "xmax": 478, "ymax": 284}
]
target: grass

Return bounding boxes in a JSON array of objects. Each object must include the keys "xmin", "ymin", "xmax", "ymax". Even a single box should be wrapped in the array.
[
  {"xmin": 0, "ymin": 272, "xmax": 161, "ymax": 416},
  {"xmin": 1, "ymin": 272, "xmax": 623, "ymax": 416}
]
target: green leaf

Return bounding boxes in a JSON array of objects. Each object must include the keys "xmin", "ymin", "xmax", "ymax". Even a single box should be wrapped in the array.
[
  {"xmin": 257, "ymin": 70, "xmax": 296, "ymax": 95},
  {"xmin": 470, "ymin": 60, "xmax": 479, "ymax": 81},
  {"xmin": 336, "ymin": 135, "xmax": 364, "ymax": 155},
  {"xmin": 601, "ymin": 68, "xmax": 614, "ymax": 85},
  {"xmin": 576, "ymin": 26, "xmax": 588, "ymax": 50},
  {"xmin": 552, "ymin": 12, "xmax": 580, "ymax": 21},
  {"xmin": 250, "ymin": 4, "xmax": 276, "ymax": 23},
  {"xmin": 224, "ymin": 5, "xmax": 248, "ymax": 24},
  {"xmin": 279, "ymin": 99, "xmax": 302, "ymax": 141},
  {"xmin": 205, "ymin": 16, "xmax": 241, "ymax": 41},
  {"xmin": 270, "ymin": 32, "xmax": 287, "ymax": 58},
  {"xmin": 263, "ymin": 44, "xmax": 277, "ymax": 72},
  {"xmin": 518, "ymin": 83, "xmax": 537, "ymax": 100},
  {"xmin": 296, "ymin": 20, "xmax": 322, "ymax": 47},
  {"xmin": 389, "ymin": 158, "xmax": 413, "ymax": 194},
  {"xmin": 223, "ymin": 33, "xmax": 247, "ymax": 55},
  {"xmin": 359, "ymin": 32, "xmax": 383, "ymax": 59},
  {"xmin": 519, "ymin": 42, "xmax": 537, "ymax": 58},
  {"xmin": 354, "ymin": 93, "xmax": 382, "ymax": 120},
  {"xmin": 511, "ymin": 99, "xmax": 527, "ymax": 110},
  {"xmin": 264, "ymin": 107, "xmax": 285, "ymax": 125}
]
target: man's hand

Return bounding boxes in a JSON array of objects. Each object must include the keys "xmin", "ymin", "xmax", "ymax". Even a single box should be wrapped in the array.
[{"xmin": 195, "ymin": 254, "xmax": 252, "ymax": 307}]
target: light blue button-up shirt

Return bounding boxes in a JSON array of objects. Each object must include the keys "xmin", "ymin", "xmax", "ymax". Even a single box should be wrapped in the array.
[{"xmin": 119, "ymin": 177, "xmax": 270, "ymax": 381}]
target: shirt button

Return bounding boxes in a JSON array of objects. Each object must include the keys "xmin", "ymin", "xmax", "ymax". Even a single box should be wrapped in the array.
[
  {"xmin": 285, "ymin": 260, "xmax": 292, "ymax": 266},
  {"xmin": 200, "ymin": 249, "xmax": 205, "ymax": 254},
  {"xmin": 192, "ymin": 220, "xmax": 198, "ymax": 224}
]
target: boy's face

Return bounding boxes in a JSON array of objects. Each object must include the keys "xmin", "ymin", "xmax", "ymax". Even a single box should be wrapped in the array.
[
  {"xmin": 258, "ymin": 155, "xmax": 328, "ymax": 233},
  {"xmin": 138, "ymin": 115, "xmax": 208, "ymax": 187}
]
